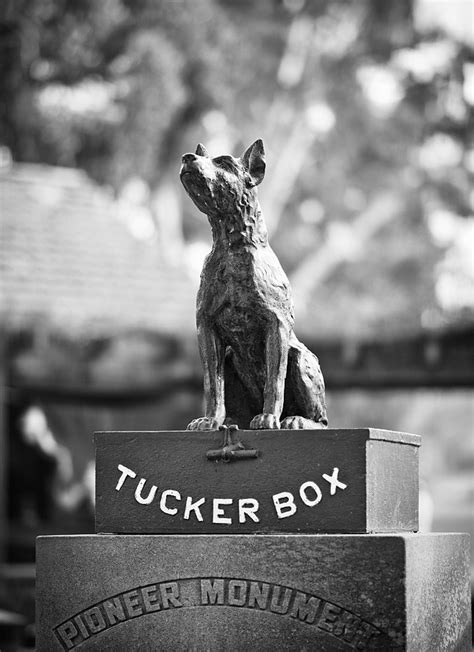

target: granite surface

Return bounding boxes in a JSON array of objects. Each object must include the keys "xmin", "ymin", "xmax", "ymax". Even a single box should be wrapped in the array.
[{"xmin": 36, "ymin": 532, "xmax": 471, "ymax": 651}]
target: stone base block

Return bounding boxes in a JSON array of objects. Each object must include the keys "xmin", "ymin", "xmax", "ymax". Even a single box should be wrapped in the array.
[
  {"xmin": 36, "ymin": 533, "xmax": 471, "ymax": 651},
  {"xmin": 95, "ymin": 429, "xmax": 420, "ymax": 534}
]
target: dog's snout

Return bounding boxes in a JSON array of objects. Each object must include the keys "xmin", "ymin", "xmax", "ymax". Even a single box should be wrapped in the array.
[{"xmin": 182, "ymin": 153, "xmax": 197, "ymax": 164}]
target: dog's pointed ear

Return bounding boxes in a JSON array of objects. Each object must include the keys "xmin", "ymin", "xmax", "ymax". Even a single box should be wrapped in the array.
[
  {"xmin": 195, "ymin": 143, "xmax": 210, "ymax": 158},
  {"xmin": 242, "ymin": 139, "xmax": 266, "ymax": 186}
]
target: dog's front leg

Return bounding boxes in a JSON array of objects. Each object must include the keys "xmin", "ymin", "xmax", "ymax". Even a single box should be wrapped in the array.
[
  {"xmin": 250, "ymin": 318, "xmax": 289, "ymax": 430},
  {"xmin": 187, "ymin": 323, "xmax": 226, "ymax": 431}
]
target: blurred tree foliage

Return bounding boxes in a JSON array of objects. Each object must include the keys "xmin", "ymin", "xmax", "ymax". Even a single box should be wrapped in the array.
[{"xmin": 1, "ymin": 0, "xmax": 472, "ymax": 338}]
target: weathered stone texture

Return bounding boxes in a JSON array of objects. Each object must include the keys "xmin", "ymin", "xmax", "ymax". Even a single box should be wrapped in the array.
[{"xmin": 36, "ymin": 533, "xmax": 471, "ymax": 651}]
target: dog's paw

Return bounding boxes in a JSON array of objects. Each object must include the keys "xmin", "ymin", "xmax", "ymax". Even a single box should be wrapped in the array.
[
  {"xmin": 250, "ymin": 413, "xmax": 280, "ymax": 430},
  {"xmin": 281, "ymin": 416, "xmax": 327, "ymax": 430},
  {"xmin": 187, "ymin": 417, "xmax": 221, "ymax": 431}
]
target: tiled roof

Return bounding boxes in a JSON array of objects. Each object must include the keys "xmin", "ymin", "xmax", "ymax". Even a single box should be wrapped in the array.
[{"xmin": 0, "ymin": 163, "xmax": 197, "ymax": 337}]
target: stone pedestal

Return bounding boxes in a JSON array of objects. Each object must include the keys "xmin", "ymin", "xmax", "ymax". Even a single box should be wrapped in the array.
[
  {"xmin": 36, "ymin": 429, "xmax": 472, "ymax": 650},
  {"xmin": 37, "ymin": 533, "xmax": 471, "ymax": 651}
]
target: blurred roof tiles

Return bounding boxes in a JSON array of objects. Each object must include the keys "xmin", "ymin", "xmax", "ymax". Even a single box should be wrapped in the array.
[{"xmin": 0, "ymin": 163, "xmax": 196, "ymax": 337}]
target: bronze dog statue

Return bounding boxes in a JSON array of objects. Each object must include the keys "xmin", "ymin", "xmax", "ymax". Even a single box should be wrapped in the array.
[{"xmin": 180, "ymin": 139, "xmax": 327, "ymax": 431}]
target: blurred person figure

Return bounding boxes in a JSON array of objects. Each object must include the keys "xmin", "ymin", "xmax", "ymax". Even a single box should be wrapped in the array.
[{"xmin": 8, "ymin": 405, "xmax": 73, "ymax": 524}]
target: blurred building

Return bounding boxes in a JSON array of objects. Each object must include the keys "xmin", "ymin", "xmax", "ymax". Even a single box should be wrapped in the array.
[{"xmin": 1, "ymin": 161, "xmax": 196, "ymax": 339}]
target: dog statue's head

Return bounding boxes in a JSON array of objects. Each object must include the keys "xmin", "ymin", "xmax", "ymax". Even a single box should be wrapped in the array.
[{"xmin": 180, "ymin": 139, "xmax": 266, "ymax": 218}]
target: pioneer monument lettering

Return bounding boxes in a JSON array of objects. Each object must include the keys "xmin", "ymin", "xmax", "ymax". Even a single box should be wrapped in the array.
[{"xmin": 54, "ymin": 577, "xmax": 384, "ymax": 651}]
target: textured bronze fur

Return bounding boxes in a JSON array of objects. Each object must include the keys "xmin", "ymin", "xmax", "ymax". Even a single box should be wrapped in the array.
[{"xmin": 180, "ymin": 139, "xmax": 327, "ymax": 430}]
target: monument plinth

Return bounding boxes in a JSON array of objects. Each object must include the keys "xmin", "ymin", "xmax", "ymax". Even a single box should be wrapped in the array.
[
  {"xmin": 37, "ymin": 532, "xmax": 471, "ymax": 651},
  {"xmin": 36, "ymin": 140, "xmax": 471, "ymax": 649}
]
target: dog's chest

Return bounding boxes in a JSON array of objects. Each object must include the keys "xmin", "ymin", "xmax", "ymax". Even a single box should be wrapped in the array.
[
  {"xmin": 198, "ymin": 245, "xmax": 291, "ymax": 341},
  {"xmin": 199, "ymin": 251, "xmax": 264, "ymax": 334},
  {"xmin": 202, "ymin": 251, "xmax": 255, "ymax": 304}
]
